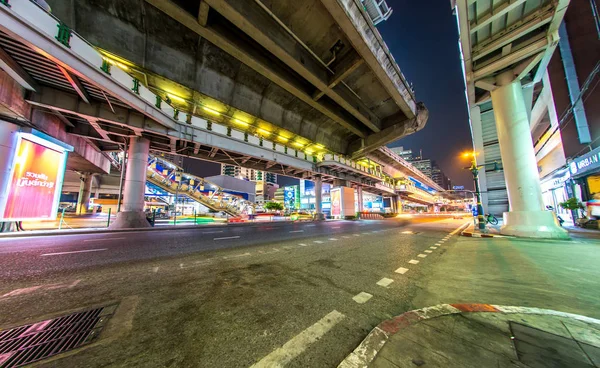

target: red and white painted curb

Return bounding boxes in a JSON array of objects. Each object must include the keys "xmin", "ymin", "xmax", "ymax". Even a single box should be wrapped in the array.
[
  {"xmin": 337, "ymin": 303, "xmax": 600, "ymax": 368},
  {"xmin": 460, "ymin": 231, "xmax": 507, "ymax": 238}
]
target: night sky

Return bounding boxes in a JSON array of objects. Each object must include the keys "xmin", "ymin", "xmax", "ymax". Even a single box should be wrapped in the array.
[
  {"xmin": 186, "ymin": 1, "xmax": 474, "ymax": 188},
  {"xmin": 377, "ymin": 0, "xmax": 473, "ymax": 187}
]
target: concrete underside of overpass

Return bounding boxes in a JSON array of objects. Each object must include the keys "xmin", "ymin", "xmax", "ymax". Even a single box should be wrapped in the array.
[{"xmin": 45, "ymin": 0, "xmax": 426, "ymax": 157}]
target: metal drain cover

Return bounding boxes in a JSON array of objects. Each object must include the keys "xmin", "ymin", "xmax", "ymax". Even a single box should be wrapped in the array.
[{"xmin": 0, "ymin": 304, "xmax": 117, "ymax": 367}]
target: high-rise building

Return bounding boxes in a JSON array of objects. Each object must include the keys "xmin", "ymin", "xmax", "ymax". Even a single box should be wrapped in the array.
[{"xmin": 389, "ymin": 146, "xmax": 414, "ymax": 161}]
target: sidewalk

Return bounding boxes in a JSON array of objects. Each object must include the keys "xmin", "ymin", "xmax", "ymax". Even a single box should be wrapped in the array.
[
  {"xmin": 340, "ymin": 304, "xmax": 600, "ymax": 367},
  {"xmin": 341, "ymin": 223, "xmax": 600, "ymax": 367}
]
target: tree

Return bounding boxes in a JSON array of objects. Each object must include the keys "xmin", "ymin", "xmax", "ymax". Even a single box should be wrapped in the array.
[
  {"xmin": 559, "ymin": 197, "xmax": 584, "ymax": 211},
  {"xmin": 264, "ymin": 202, "xmax": 284, "ymax": 211}
]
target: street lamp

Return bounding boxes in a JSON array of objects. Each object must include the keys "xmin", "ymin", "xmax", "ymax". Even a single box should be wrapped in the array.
[{"xmin": 462, "ymin": 152, "xmax": 486, "ymax": 231}]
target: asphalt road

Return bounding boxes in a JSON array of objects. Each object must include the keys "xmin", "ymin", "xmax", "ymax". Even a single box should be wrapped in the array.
[{"xmin": 0, "ymin": 216, "xmax": 469, "ymax": 368}]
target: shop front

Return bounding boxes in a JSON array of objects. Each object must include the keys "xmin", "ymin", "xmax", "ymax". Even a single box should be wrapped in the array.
[
  {"xmin": 569, "ymin": 146, "xmax": 600, "ymax": 203},
  {"xmin": 540, "ymin": 168, "xmax": 572, "ymax": 222}
]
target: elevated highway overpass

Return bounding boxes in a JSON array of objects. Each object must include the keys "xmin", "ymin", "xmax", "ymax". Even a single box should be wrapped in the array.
[{"xmin": 0, "ymin": 0, "xmax": 438, "ymax": 228}]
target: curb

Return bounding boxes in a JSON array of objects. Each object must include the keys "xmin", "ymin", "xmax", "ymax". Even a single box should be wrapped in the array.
[
  {"xmin": 337, "ymin": 304, "xmax": 600, "ymax": 368},
  {"xmin": 0, "ymin": 219, "xmax": 330, "ymax": 239},
  {"xmin": 460, "ymin": 231, "xmax": 508, "ymax": 238}
]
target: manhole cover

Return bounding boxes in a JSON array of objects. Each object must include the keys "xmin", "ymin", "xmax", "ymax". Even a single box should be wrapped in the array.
[
  {"xmin": 0, "ymin": 304, "xmax": 117, "ymax": 367},
  {"xmin": 510, "ymin": 321, "xmax": 597, "ymax": 368}
]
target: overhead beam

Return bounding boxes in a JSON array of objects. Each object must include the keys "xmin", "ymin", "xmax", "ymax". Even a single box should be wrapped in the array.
[
  {"xmin": 320, "ymin": 0, "xmax": 417, "ymax": 118},
  {"xmin": 204, "ymin": 0, "xmax": 381, "ymax": 132},
  {"xmin": 349, "ymin": 105, "xmax": 429, "ymax": 159},
  {"xmin": 198, "ymin": 1, "xmax": 210, "ymax": 26},
  {"xmin": 473, "ymin": 37, "xmax": 548, "ymax": 80},
  {"xmin": 57, "ymin": 65, "xmax": 91, "ymax": 104},
  {"xmin": 88, "ymin": 118, "xmax": 111, "ymax": 140},
  {"xmin": 0, "ymin": 45, "xmax": 39, "ymax": 91},
  {"xmin": 470, "ymin": 0, "xmax": 527, "ymax": 34},
  {"xmin": 145, "ymin": 0, "xmax": 367, "ymax": 138},
  {"xmin": 26, "ymin": 86, "xmax": 317, "ymax": 172},
  {"xmin": 472, "ymin": 5, "xmax": 554, "ymax": 61},
  {"xmin": 313, "ymin": 51, "xmax": 364, "ymax": 101}
]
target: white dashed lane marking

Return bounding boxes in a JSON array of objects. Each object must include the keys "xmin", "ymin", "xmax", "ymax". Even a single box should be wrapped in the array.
[
  {"xmin": 250, "ymin": 310, "xmax": 345, "ymax": 368},
  {"xmin": 376, "ymin": 278, "xmax": 394, "ymax": 287},
  {"xmin": 409, "ymin": 260, "xmax": 420, "ymax": 264},
  {"xmin": 313, "ymin": 241, "xmax": 324, "ymax": 244},
  {"xmin": 424, "ymin": 250, "xmax": 433, "ymax": 253},
  {"xmin": 298, "ymin": 243, "xmax": 308, "ymax": 247},
  {"xmin": 83, "ymin": 237, "xmax": 125, "ymax": 242},
  {"xmin": 418, "ymin": 254, "xmax": 427, "ymax": 258},
  {"xmin": 352, "ymin": 292, "xmax": 373, "ymax": 304},
  {"xmin": 214, "ymin": 236, "xmax": 240, "ymax": 241},
  {"xmin": 41, "ymin": 248, "xmax": 107, "ymax": 256},
  {"xmin": 329, "ymin": 238, "xmax": 338, "ymax": 241},
  {"xmin": 430, "ymin": 247, "xmax": 438, "ymax": 249},
  {"xmin": 289, "ymin": 230, "xmax": 304, "ymax": 233},
  {"xmin": 395, "ymin": 267, "xmax": 409, "ymax": 274}
]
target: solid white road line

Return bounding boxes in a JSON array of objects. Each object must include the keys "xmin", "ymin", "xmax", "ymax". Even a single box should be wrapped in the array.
[
  {"xmin": 83, "ymin": 237, "xmax": 125, "ymax": 242},
  {"xmin": 395, "ymin": 267, "xmax": 409, "ymax": 274},
  {"xmin": 41, "ymin": 248, "xmax": 107, "ymax": 256},
  {"xmin": 409, "ymin": 259, "xmax": 420, "ymax": 264},
  {"xmin": 451, "ymin": 221, "xmax": 471, "ymax": 235},
  {"xmin": 424, "ymin": 250, "xmax": 433, "ymax": 253},
  {"xmin": 352, "ymin": 292, "xmax": 373, "ymax": 304},
  {"xmin": 418, "ymin": 254, "xmax": 427, "ymax": 258},
  {"xmin": 376, "ymin": 278, "xmax": 394, "ymax": 287},
  {"xmin": 250, "ymin": 310, "xmax": 345, "ymax": 368},
  {"xmin": 289, "ymin": 230, "xmax": 304, "ymax": 233},
  {"xmin": 213, "ymin": 236, "xmax": 240, "ymax": 241},
  {"xmin": 223, "ymin": 252, "xmax": 251, "ymax": 259}
]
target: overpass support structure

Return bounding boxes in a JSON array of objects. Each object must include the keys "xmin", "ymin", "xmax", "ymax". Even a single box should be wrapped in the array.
[
  {"xmin": 453, "ymin": 0, "xmax": 569, "ymax": 238},
  {"xmin": 110, "ymin": 137, "xmax": 151, "ymax": 229}
]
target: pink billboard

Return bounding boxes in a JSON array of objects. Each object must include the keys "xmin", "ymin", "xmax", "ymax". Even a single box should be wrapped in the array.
[{"xmin": 0, "ymin": 134, "xmax": 68, "ymax": 221}]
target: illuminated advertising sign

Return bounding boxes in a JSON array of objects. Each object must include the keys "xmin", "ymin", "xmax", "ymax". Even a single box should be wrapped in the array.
[
  {"xmin": 284, "ymin": 186, "xmax": 299, "ymax": 210},
  {"xmin": 331, "ymin": 188, "xmax": 341, "ymax": 216},
  {"xmin": 570, "ymin": 146, "xmax": 600, "ymax": 177},
  {"xmin": 0, "ymin": 133, "xmax": 69, "ymax": 221}
]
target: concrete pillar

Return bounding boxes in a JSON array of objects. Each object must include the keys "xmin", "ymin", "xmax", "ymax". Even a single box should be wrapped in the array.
[
  {"xmin": 0, "ymin": 122, "xmax": 19, "ymax": 232},
  {"xmin": 110, "ymin": 137, "xmax": 151, "ymax": 228},
  {"xmin": 491, "ymin": 72, "xmax": 568, "ymax": 238},
  {"xmin": 314, "ymin": 176, "xmax": 325, "ymax": 221},
  {"xmin": 356, "ymin": 186, "xmax": 364, "ymax": 212},
  {"xmin": 76, "ymin": 173, "xmax": 93, "ymax": 215}
]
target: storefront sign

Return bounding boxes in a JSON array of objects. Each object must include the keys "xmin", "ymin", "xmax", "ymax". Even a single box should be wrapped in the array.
[
  {"xmin": 570, "ymin": 147, "xmax": 600, "ymax": 177},
  {"xmin": 0, "ymin": 133, "xmax": 69, "ymax": 221}
]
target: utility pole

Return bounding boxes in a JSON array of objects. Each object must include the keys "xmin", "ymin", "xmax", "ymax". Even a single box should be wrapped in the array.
[{"xmin": 468, "ymin": 158, "xmax": 486, "ymax": 231}]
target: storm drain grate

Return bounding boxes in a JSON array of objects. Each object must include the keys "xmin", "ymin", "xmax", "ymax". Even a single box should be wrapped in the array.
[{"xmin": 0, "ymin": 304, "xmax": 117, "ymax": 368}]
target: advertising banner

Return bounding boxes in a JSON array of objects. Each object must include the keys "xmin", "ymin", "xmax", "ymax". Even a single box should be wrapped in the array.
[
  {"xmin": 331, "ymin": 188, "xmax": 341, "ymax": 216},
  {"xmin": 284, "ymin": 186, "xmax": 299, "ymax": 210},
  {"xmin": 0, "ymin": 134, "xmax": 68, "ymax": 221}
]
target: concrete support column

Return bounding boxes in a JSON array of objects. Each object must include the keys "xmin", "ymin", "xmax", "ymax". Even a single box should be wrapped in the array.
[
  {"xmin": 76, "ymin": 173, "xmax": 93, "ymax": 215},
  {"xmin": 356, "ymin": 186, "xmax": 364, "ymax": 213},
  {"xmin": 110, "ymin": 137, "xmax": 151, "ymax": 228},
  {"xmin": 314, "ymin": 176, "xmax": 325, "ymax": 221},
  {"xmin": 491, "ymin": 72, "xmax": 568, "ymax": 238},
  {"xmin": 0, "ymin": 122, "xmax": 19, "ymax": 232}
]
